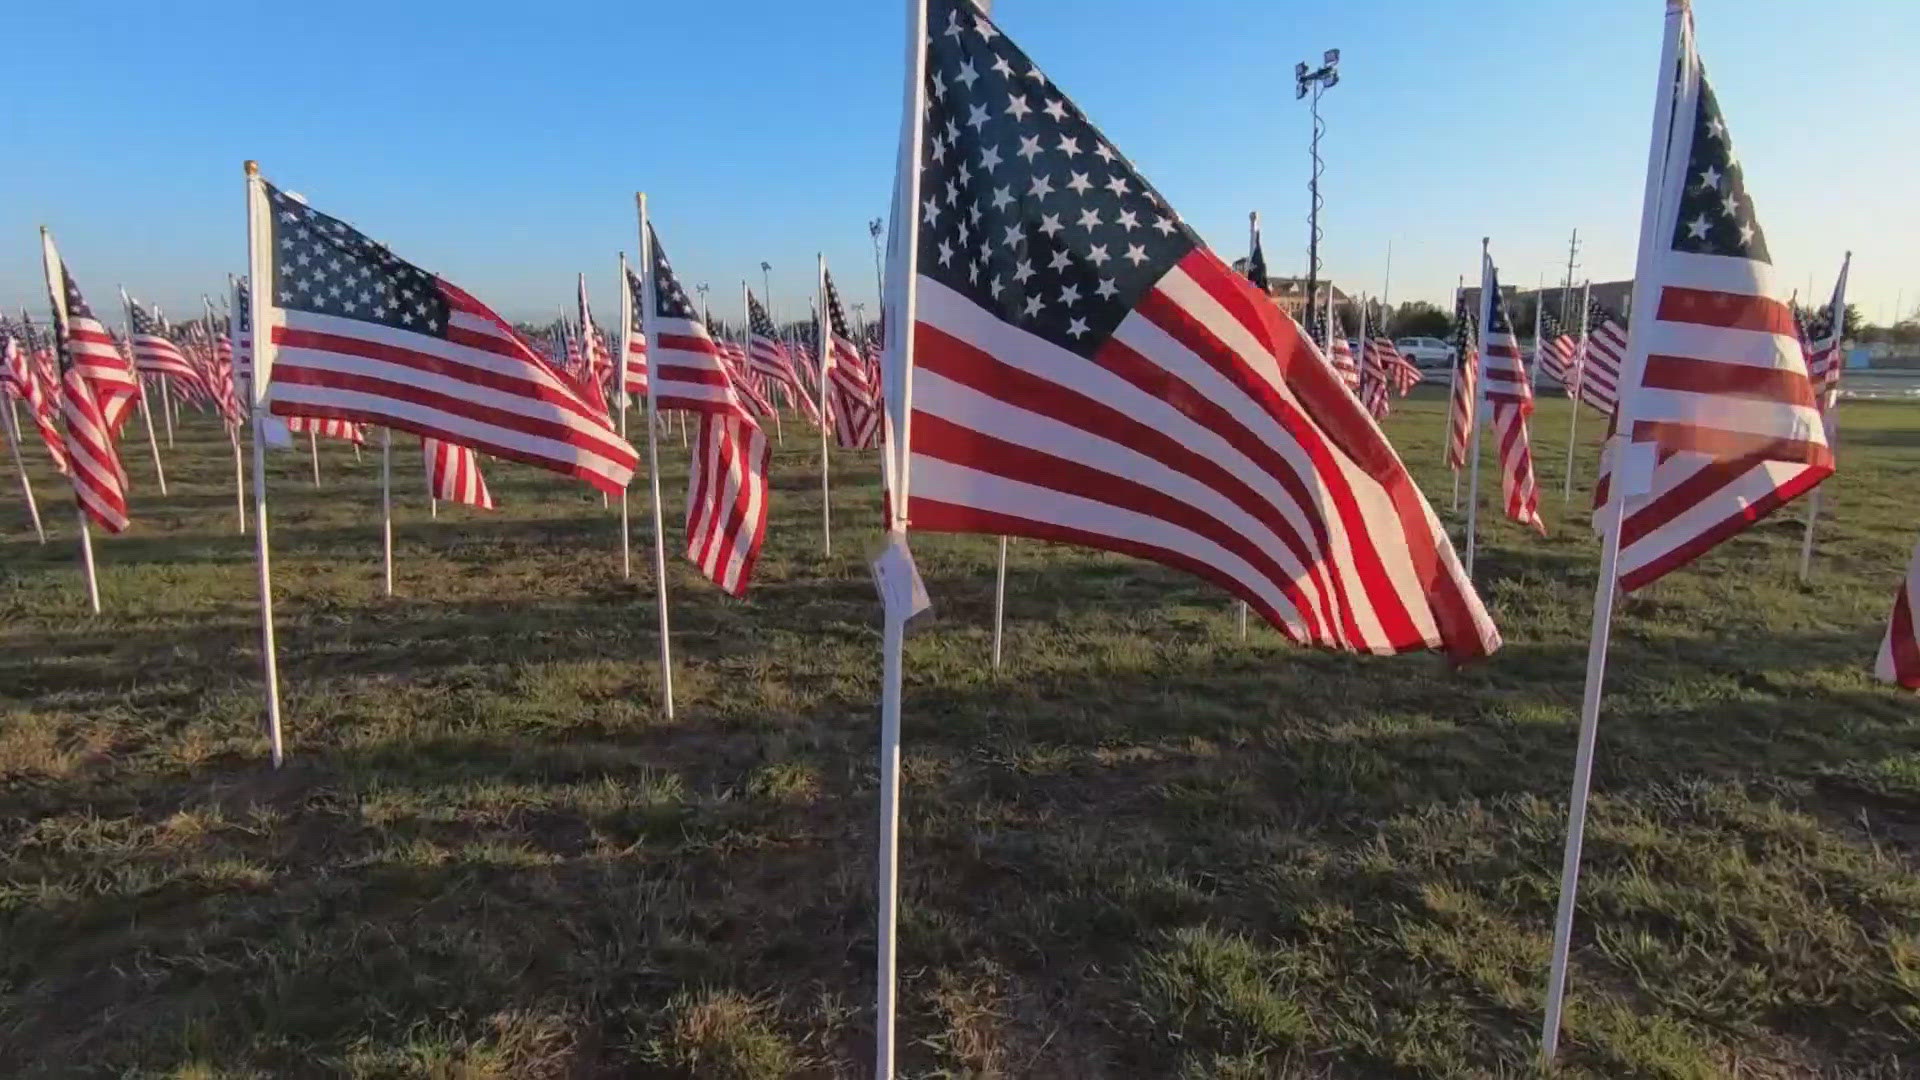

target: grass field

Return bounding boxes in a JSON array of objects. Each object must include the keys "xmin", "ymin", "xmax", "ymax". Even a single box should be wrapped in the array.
[{"xmin": 3, "ymin": 392, "xmax": 1918, "ymax": 1078}]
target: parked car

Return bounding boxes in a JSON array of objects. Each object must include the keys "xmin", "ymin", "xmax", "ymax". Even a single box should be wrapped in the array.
[{"xmin": 1394, "ymin": 336, "xmax": 1456, "ymax": 369}]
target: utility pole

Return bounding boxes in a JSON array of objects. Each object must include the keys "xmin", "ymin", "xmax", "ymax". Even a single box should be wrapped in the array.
[
  {"xmin": 1559, "ymin": 228, "xmax": 1581, "ymax": 329},
  {"xmin": 1295, "ymin": 49, "xmax": 1340, "ymax": 314}
]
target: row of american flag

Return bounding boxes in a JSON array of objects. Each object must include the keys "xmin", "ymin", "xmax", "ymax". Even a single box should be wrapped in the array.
[{"xmin": 2, "ymin": 0, "xmax": 1910, "ymax": 1069}]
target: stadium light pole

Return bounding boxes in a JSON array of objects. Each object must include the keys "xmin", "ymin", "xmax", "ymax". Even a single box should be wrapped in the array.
[
  {"xmin": 760, "ymin": 261, "xmax": 773, "ymax": 319},
  {"xmin": 1296, "ymin": 49, "xmax": 1340, "ymax": 316}
]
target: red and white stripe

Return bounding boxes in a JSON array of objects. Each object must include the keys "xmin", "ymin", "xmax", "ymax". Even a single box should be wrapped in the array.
[
  {"xmin": 1806, "ymin": 259, "xmax": 1849, "ymax": 409},
  {"xmin": 1479, "ymin": 277, "xmax": 1545, "ymax": 535},
  {"xmin": 267, "ymin": 280, "xmax": 636, "ymax": 497},
  {"xmin": 284, "ymin": 414, "xmax": 366, "ymax": 443},
  {"xmin": 1877, "ymin": 535, "xmax": 1920, "ymax": 690},
  {"xmin": 646, "ymin": 226, "xmax": 771, "ymax": 594},
  {"xmin": 1325, "ymin": 315, "xmax": 1360, "ymax": 393},
  {"xmin": 575, "ymin": 275, "xmax": 614, "ymax": 421},
  {"xmin": 424, "ymin": 436, "xmax": 493, "ymax": 509},
  {"xmin": 1577, "ymin": 307, "xmax": 1624, "ymax": 417},
  {"xmin": 686, "ymin": 413, "xmax": 770, "ymax": 596},
  {"xmin": 1446, "ymin": 337, "xmax": 1478, "ymax": 472},
  {"xmin": 4, "ymin": 331, "xmax": 68, "ymax": 474},
  {"xmin": 60, "ymin": 363, "xmax": 129, "ymax": 532},
  {"xmin": 623, "ymin": 269, "xmax": 648, "ymax": 397},
  {"xmin": 908, "ymin": 249, "xmax": 1501, "ymax": 661},
  {"xmin": 126, "ymin": 305, "xmax": 204, "ymax": 392}
]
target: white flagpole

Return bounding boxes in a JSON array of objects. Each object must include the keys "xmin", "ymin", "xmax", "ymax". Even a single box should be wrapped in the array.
[
  {"xmin": 1447, "ymin": 275, "xmax": 1463, "ymax": 512},
  {"xmin": 618, "ymin": 252, "xmax": 635, "ymax": 580},
  {"xmin": 120, "ymin": 289, "xmax": 168, "ymax": 496},
  {"xmin": 209, "ymin": 295, "xmax": 247, "ymax": 534},
  {"xmin": 873, "ymin": 1, "xmax": 929, "ymax": 1072},
  {"xmin": 158, "ymin": 374, "xmax": 174, "ymax": 447},
  {"xmin": 1563, "ymin": 280, "xmax": 1590, "ymax": 504},
  {"xmin": 1541, "ymin": 3, "xmax": 1691, "ymax": 1060},
  {"xmin": 380, "ymin": 427, "xmax": 393, "ymax": 596},
  {"xmin": 1798, "ymin": 251, "xmax": 1850, "ymax": 582},
  {"xmin": 243, "ymin": 163, "xmax": 286, "ymax": 767},
  {"xmin": 638, "ymin": 192, "xmax": 676, "ymax": 720},
  {"xmin": 991, "ymin": 535, "xmax": 1008, "ymax": 669},
  {"xmin": 1465, "ymin": 241, "xmax": 1491, "ymax": 578},
  {"xmin": 308, "ymin": 430, "xmax": 320, "ymax": 486},
  {"xmin": 816, "ymin": 255, "xmax": 833, "ymax": 557}
]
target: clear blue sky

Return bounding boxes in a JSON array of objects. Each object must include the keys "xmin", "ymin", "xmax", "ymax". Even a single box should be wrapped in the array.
[{"xmin": 3, "ymin": 0, "xmax": 1913, "ymax": 327}]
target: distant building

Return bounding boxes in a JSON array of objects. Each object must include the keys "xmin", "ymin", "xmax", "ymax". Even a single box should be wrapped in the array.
[
  {"xmin": 1460, "ymin": 280, "xmax": 1635, "ymax": 325},
  {"xmin": 1226, "ymin": 259, "xmax": 1351, "ymax": 319}
]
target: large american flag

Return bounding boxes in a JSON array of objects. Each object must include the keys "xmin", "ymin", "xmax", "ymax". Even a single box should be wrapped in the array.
[
  {"xmin": 424, "ymin": 436, "xmax": 493, "ymax": 509},
  {"xmin": 901, "ymin": 0, "xmax": 1498, "ymax": 660},
  {"xmin": 257, "ymin": 179, "xmax": 636, "ymax": 495},
  {"xmin": 1478, "ymin": 269, "xmax": 1545, "ymax": 534},
  {"xmin": 42, "ymin": 237, "xmax": 130, "ymax": 532},
  {"xmin": 647, "ymin": 224, "xmax": 771, "ymax": 596},
  {"xmin": 823, "ymin": 268, "xmax": 881, "ymax": 449},
  {"xmin": 1594, "ymin": 16, "xmax": 1831, "ymax": 591},
  {"xmin": 1446, "ymin": 292, "xmax": 1478, "ymax": 471},
  {"xmin": 126, "ymin": 297, "xmax": 204, "ymax": 393},
  {"xmin": 1878, "ymin": 534, "xmax": 1920, "ymax": 690},
  {"xmin": 1577, "ymin": 298, "xmax": 1625, "ymax": 417}
]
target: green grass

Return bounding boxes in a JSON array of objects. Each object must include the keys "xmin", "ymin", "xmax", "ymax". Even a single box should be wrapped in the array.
[{"xmin": 2, "ymin": 392, "xmax": 1917, "ymax": 1077}]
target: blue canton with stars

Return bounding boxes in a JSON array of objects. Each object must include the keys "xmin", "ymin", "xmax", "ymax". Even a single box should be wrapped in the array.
[
  {"xmin": 1452, "ymin": 292, "xmax": 1477, "ymax": 373},
  {"xmin": 919, "ymin": 0, "xmax": 1198, "ymax": 360},
  {"xmin": 1670, "ymin": 68, "xmax": 1768, "ymax": 264},
  {"xmin": 626, "ymin": 269, "xmax": 645, "ymax": 334},
  {"xmin": 647, "ymin": 227, "xmax": 700, "ymax": 322},
  {"xmin": 266, "ymin": 182, "xmax": 449, "ymax": 336},
  {"xmin": 824, "ymin": 269, "xmax": 855, "ymax": 340},
  {"xmin": 1485, "ymin": 277, "xmax": 1515, "ymax": 339},
  {"xmin": 748, "ymin": 293, "xmax": 780, "ymax": 339}
]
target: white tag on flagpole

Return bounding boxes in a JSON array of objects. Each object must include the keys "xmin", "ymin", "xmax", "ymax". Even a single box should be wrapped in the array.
[
  {"xmin": 870, "ymin": 531, "xmax": 930, "ymax": 623},
  {"xmin": 261, "ymin": 417, "xmax": 294, "ymax": 449}
]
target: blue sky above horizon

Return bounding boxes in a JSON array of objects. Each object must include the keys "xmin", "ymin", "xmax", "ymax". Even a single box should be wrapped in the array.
[{"xmin": 2, "ymin": 0, "xmax": 1913, "ymax": 327}]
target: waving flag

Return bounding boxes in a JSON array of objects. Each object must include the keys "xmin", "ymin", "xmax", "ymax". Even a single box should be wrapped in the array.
[
  {"xmin": 41, "ymin": 232, "xmax": 130, "ymax": 532},
  {"xmin": 1577, "ymin": 298, "xmax": 1625, "ymax": 417},
  {"xmin": 574, "ymin": 274, "xmax": 614, "ymax": 421},
  {"xmin": 1804, "ymin": 259, "xmax": 1849, "ymax": 408},
  {"xmin": 1593, "ymin": 10, "xmax": 1831, "ymax": 591},
  {"xmin": 1878, "ymin": 536, "xmax": 1920, "ymax": 690},
  {"xmin": 424, "ymin": 436, "xmax": 493, "ymax": 508},
  {"xmin": 647, "ymin": 224, "xmax": 770, "ymax": 595},
  {"xmin": 747, "ymin": 289, "xmax": 815, "ymax": 423},
  {"xmin": 125, "ymin": 297, "xmax": 205, "ymax": 394},
  {"xmin": 1360, "ymin": 321, "xmax": 1416, "ymax": 420},
  {"xmin": 1478, "ymin": 264, "xmax": 1545, "ymax": 534},
  {"xmin": 1446, "ymin": 292, "xmax": 1479, "ymax": 472},
  {"xmin": 622, "ymin": 268, "xmax": 649, "ymax": 399},
  {"xmin": 823, "ymin": 268, "xmax": 881, "ymax": 449},
  {"xmin": 1535, "ymin": 307, "xmax": 1579, "ymax": 395},
  {"xmin": 899, "ymin": 0, "xmax": 1499, "ymax": 660},
  {"xmin": 4, "ymin": 318, "xmax": 67, "ymax": 474},
  {"xmin": 285, "ymin": 414, "xmax": 365, "ymax": 443},
  {"xmin": 254, "ymin": 177, "xmax": 636, "ymax": 495}
]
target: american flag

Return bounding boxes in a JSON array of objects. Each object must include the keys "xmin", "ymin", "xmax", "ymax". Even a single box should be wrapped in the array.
[
  {"xmin": 1534, "ymin": 307, "xmax": 1580, "ymax": 396},
  {"xmin": 1804, "ymin": 260, "xmax": 1848, "ymax": 407},
  {"xmin": 573, "ymin": 275, "xmax": 614, "ymax": 421},
  {"xmin": 747, "ymin": 289, "xmax": 817, "ymax": 424},
  {"xmin": 3, "ymin": 317, "xmax": 68, "ymax": 474},
  {"xmin": 1577, "ymin": 298, "xmax": 1625, "ymax": 417},
  {"xmin": 719, "ymin": 339, "xmax": 777, "ymax": 418},
  {"xmin": 1877, "ymin": 534, "xmax": 1920, "ymax": 690},
  {"xmin": 647, "ymin": 223, "xmax": 770, "ymax": 596},
  {"xmin": 1446, "ymin": 292, "xmax": 1478, "ymax": 471},
  {"xmin": 1594, "ymin": 15, "xmax": 1831, "ymax": 591},
  {"xmin": 622, "ymin": 268, "xmax": 649, "ymax": 399},
  {"xmin": 285, "ymin": 414, "xmax": 365, "ymax": 443},
  {"xmin": 1360, "ymin": 320, "xmax": 1417, "ymax": 419},
  {"xmin": 206, "ymin": 310, "xmax": 246, "ymax": 428},
  {"xmin": 823, "ymin": 268, "xmax": 881, "ymax": 449},
  {"xmin": 1478, "ymin": 267, "xmax": 1545, "ymax": 534},
  {"xmin": 424, "ymin": 436, "xmax": 493, "ymax": 508},
  {"xmin": 1307, "ymin": 304, "xmax": 1360, "ymax": 391},
  {"xmin": 901, "ymin": 0, "xmax": 1499, "ymax": 660},
  {"xmin": 42, "ymin": 234, "xmax": 130, "ymax": 532},
  {"xmin": 257, "ymin": 179, "xmax": 636, "ymax": 496},
  {"xmin": 125, "ymin": 297, "xmax": 205, "ymax": 393}
]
